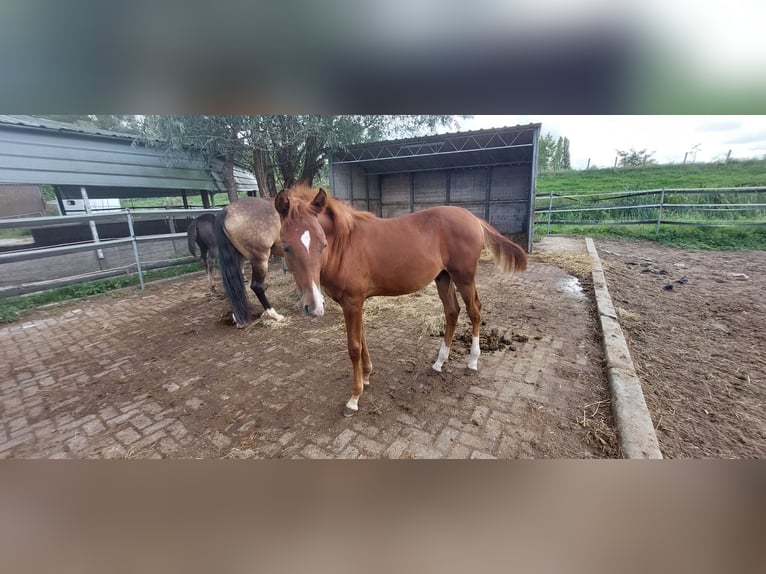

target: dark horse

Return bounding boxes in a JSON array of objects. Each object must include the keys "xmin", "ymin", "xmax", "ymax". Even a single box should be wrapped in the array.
[
  {"xmin": 275, "ymin": 185, "xmax": 528, "ymax": 416},
  {"xmin": 187, "ymin": 213, "xmax": 218, "ymax": 292},
  {"xmin": 215, "ymin": 197, "xmax": 285, "ymax": 326}
]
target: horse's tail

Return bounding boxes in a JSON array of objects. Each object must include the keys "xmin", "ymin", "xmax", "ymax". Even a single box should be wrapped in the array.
[
  {"xmin": 479, "ymin": 219, "xmax": 528, "ymax": 273},
  {"xmin": 187, "ymin": 219, "xmax": 198, "ymax": 257},
  {"xmin": 215, "ymin": 211, "xmax": 252, "ymax": 325}
]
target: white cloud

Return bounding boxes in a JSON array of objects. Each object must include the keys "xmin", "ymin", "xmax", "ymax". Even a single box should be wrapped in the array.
[{"xmin": 451, "ymin": 115, "xmax": 766, "ymax": 169}]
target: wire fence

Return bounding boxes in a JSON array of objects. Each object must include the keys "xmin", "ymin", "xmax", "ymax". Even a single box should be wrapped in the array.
[
  {"xmin": 0, "ymin": 208, "xmax": 219, "ymax": 297},
  {"xmin": 534, "ymin": 187, "xmax": 766, "ymax": 234}
]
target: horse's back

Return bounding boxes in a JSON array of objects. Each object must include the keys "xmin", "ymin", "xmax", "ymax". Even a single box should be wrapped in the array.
[{"xmin": 222, "ymin": 196, "xmax": 281, "ymax": 254}]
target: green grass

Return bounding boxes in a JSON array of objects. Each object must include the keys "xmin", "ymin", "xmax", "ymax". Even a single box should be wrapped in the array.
[
  {"xmin": 0, "ymin": 263, "xmax": 201, "ymax": 324},
  {"xmin": 122, "ymin": 192, "xmax": 236, "ymax": 210},
  {"xmin": 536, "ymin": 159, "xmax": 766, "ymax": 193},
  {"xmin": 534, "ymin": 159, "xmax": 766, "ymax": 250}
]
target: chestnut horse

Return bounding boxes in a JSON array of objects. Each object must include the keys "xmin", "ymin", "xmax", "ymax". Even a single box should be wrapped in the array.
[
  {"xmin": 187, "ymin": 213, "xmax": 218, "ymax": 292},
  {"xmin": 275, "ymin": 185, "xmax": 527, "ymax": 417},
  {"xmin": 214, "ymin": 197, "xmax": 285, "ymax": 326}
]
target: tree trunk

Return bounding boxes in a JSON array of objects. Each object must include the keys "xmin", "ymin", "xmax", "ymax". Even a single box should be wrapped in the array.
[
  {"xmin": 275, "ymin": 142, "xmax": 300, "ymax": 189},
  {"xmin": 223, "ymin": 127, "xmax": 239, "ymax": 203},
  {"xmin": 252, "ymin": 146, "xmax": 278, "ymax": 197},
  {"xmin": 297, "ymin": 134, "xmax": 325, "ymax": 187}
]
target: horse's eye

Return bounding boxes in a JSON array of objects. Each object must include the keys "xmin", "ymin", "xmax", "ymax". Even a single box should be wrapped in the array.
[
  {"xmin": 320, "ymin": 243, "xmax": 328, "ymax": 252},
  {"xmin": 283, "ymin": 245, "xmax": 292, "ymax": 254}
]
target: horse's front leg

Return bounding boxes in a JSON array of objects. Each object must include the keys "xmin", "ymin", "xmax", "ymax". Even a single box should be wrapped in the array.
[{"xmin": 341, "ymin": 302, "xmax": 366, "ymax": 417}]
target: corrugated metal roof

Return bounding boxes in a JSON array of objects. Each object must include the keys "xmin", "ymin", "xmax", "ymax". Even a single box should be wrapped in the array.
[
  {"xmin": 331, "ymin": 124, "xmax": 540, "ymax": 175},
  {"xmin": 0, "ymin": 115, "xmax": 141, "ymax": 141},
  {"xmin": 0, "ymin": 115, "xmax": 258, "ymax": 195}
]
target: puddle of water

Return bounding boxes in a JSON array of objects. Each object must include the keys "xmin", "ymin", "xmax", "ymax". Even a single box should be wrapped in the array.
[{"xmin": 557, "ymin": 275, "xmax": 584, "ymax": 298}]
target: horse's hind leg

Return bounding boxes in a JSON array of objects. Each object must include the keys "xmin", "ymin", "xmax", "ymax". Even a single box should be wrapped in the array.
[
  {"xmin": 250, "ymin": 256, "xmax": 284, "ymax": 321},
  {"xmin": 208, "ymin": 246, "xmax": 219, "ymax": 291},
  {"xmin": 200, "ymin": 245, "xmax": 215, "ymax": 292},
  {"xmin": 454, "ymin": 278, "xmax": 483, "ymax": 371},
  {"xmin": 205, "ymin": 254, "xmax": 216, "ymax": 292},
  {"xmin": 432, "ymin": 271, "xmax": 461, "ymax": 372}
]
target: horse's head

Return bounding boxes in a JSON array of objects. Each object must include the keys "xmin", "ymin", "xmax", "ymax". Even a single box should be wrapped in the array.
[{"xmin": 275, "ymin": 187, "xmax": 328, "ymax": 318}]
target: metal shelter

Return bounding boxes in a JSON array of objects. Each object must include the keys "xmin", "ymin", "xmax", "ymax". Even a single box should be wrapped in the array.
[
  {"xmin": 0, "ymin": 115, "xmax": 257, "ymax": 213},
  {"xmin": 329, "ymin": 124, "xmax": 540, "ymax": 251}
]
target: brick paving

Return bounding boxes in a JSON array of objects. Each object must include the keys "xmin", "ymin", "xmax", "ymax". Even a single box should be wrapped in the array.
[{"xmin": 1, "ymin": 238, "xmax": 612, "ymax": 458}]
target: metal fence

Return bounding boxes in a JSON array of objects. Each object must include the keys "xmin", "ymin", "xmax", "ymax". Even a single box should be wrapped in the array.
[
  {"xmin": 0, "ymin": 208, "xmax": 219, "ymax": 297},
  {"xmin": 535, "ymin": 187, "xmax": 766, "ymax": 234}
]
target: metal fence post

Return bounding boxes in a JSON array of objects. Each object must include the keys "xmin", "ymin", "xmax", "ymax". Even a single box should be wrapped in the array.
[
  {"xmin": 126, "ymin": 210, "xmax": 145, "ymax": 290},
  {"xmin": 655, "ymin": 188, "xmax": 666, "ymax": 236},
  {"xmin": 546, "ymin": 192, "xmax": 554, "ymax": 233}
]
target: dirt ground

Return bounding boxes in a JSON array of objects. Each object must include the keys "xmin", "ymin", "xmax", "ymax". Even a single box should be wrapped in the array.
[
  {"xmin": 594, "ymin": 238, "xmax": 766, "ymax": 458},
  {"xmin": 2, "ymin": 244, "xmax": 615, "ymax": 459},
  {"xmin": 5, "ymin": 236, "xmax": 763, "ymax": 459}
]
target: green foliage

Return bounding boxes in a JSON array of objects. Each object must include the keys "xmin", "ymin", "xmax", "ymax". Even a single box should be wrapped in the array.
[
  {"xmin": 0, "ymin": 264, "xmax": 200, "ymax": 324},
  {"xmin": 615, "ymin": 148, "xmax": 653, "ymax": 168},
  {"xmin": 535, "ymin": 159, "xmax": 766, "ymax": 250},
  {"xmin": 537, "ymin": 133, "xmax": 571, "ymax": 172},
  {"xmin": 141, "ymin": 115, "xmax": 462, "ymax": 196}
]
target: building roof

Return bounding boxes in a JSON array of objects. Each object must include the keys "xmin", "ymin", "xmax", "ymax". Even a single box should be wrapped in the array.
[
  {"xmin": 0, "ymin": 115, "xmax": 258, "ymax": 195},
  {"xmin": 331, "ymin": 123, "xmax": 541, "ymax": 175}
]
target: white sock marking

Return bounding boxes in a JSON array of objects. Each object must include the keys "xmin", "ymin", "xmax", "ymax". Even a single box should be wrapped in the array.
[
  {"xmin": 300, "ymin": 230, "xmax": 311, "ymax": 252},
  {"xmin": 432, "ymin": 340, "xmax": 451, "ymax": 372},
  {"xmin": 310, "ymin": 280, "xmax": 325, "ymax": 317},
  {"xmin": 345, "ymin": 395, "xmax": 359, "ymax": 411},
  {"xmin": 263, "ymin": 307, "xmax": 285, "ymax": 322},
  {"xmin": 467, "ymin": 335, "xmax": 480, "ymax": 370}
]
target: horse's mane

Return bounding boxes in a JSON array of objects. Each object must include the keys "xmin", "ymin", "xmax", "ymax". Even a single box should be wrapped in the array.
[{"xmin": 285, "ymin": 184, "xmax": 376, "ymax": 253}]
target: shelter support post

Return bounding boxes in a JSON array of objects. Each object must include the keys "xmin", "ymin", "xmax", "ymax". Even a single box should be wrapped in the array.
[
  {"xmin": 126, "ymin": 210, "xmax": 145, "ymax": 290},
  {"xmin": 80, "ymin": 186, "xmax": 104, "ymax": 261}
]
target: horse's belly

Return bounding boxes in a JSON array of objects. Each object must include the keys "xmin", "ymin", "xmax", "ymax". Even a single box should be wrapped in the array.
[{"xmin": 368, "ymin": 266, "xmax": 441, "ymax": 297}]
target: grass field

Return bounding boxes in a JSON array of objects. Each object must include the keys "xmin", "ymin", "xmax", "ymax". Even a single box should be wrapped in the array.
[
  {"xmin": 534, "ymin": 159, "xmax": 766, "ymax": 250},
  {"xmin": 536, "ymin": 158, "xmax": 766, "ymax": 193}
]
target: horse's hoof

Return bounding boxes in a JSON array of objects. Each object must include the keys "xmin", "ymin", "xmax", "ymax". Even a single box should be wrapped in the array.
[
  {"xmin": 342, "ymin": 406, "xmax": 357, "ymax": 417},
  {"xmin": 464, "ymin": 367, "xmax": 478, "ymax": 377}
]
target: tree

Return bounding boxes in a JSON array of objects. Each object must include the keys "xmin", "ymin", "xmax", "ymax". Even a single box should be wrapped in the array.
[
  {"xmin": 142, "ymin": 115, "xmax": 251, "ymax": 203},
  {"xmin": 560, "ymin": 137, "xmax": 571, "ymax": 170},
  {"xmin": 616, "ymin": 148, "xmax": 654, "ymax": 168},
  {"xmin": 38, "ymin": 115, "xmax": 143, "ymax": 134},
  {"xmin": 142, "ymin": 115, "xmax": 460, "ymax": 200},
  {"xmin": 537, "ymin": 132, "xmax": 570, "ymax": 172},
  {"xmin": 537, "ymin": 132, "xmax": 557, "ymax": 172}
]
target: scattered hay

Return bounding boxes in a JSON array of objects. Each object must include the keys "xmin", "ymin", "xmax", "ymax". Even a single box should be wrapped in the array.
[
  {"xmin": 531, "ymin": 250, "xmax": 593, "ymax": 282},
  {"xmin": 577, "ymin": 399, "xmax": 619, "ymax": 457},
  {"xmin": 616, "ymin": 307, "xmax": 641, "ymax": 322}
]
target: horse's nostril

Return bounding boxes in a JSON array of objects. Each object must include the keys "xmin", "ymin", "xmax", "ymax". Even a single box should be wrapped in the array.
[{"xmin": 303, "ymin": 305, "xmax": 311, "ymax": 315}]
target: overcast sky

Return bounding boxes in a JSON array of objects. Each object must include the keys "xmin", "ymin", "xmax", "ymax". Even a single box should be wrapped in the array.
[{"xmin": 451, "ymin": 116, "xmax": 766, "ymax": 170}]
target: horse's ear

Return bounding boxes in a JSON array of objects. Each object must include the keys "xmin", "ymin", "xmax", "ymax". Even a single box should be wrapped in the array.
[
  {"xmin": 274, "ymin": 189, "xmax": 290, "ymax": 219},
  {"xmin": 310, "ymin": 188, "xmax": 327, "ymax": 214}
]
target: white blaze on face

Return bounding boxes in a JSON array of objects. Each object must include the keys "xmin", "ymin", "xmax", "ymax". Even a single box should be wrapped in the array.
[{"xmin": 300, "ymin": 230, "xmax": 311, "ymax": 252}]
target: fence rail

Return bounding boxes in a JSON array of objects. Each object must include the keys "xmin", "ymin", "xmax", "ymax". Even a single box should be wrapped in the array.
[
  {"xmin": 535, "ymin": 186, "xmax": 766, "ymax": 233},
  {"xmin": 0, "ymin": 208, "xmax": 219, "ymax": 297}
]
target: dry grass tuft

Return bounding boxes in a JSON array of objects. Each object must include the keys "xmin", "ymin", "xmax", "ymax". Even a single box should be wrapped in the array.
[
  {"xmin": 616, "ymin": 307, "xmax": 641, "ymax": 322},
  {"xmin": 577, "ymin": 399, "xmax": 620, "ymax": 457},
  {"xmin": 531, "ymin": 251, "xmax": 593, "ymax": 281}
]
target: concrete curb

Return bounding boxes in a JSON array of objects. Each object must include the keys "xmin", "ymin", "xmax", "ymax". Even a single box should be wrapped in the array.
[{"xmin": 586, "ymin": 238, "xmax": 663, "ymax": 459}]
